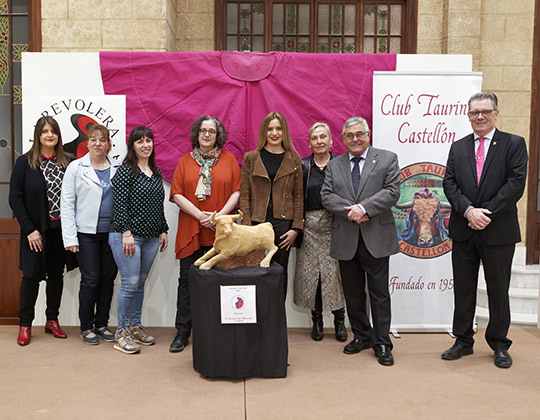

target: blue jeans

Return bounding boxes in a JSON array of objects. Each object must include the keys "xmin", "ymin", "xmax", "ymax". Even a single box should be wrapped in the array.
[
  {"xmin": 77, "ymin": 232, "xmax": 117, "ymax": 332},
  {"xmin": 109, "ymin": 232, "xmax": 159, "ymax": 333}
]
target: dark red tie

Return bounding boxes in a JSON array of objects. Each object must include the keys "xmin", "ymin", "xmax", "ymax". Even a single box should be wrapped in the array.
[{"xmin": 476, "ymin": 137, "xmax": 485, "ymax": 185}]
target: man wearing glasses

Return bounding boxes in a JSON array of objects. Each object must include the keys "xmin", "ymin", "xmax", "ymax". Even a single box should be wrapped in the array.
[
  {"xmin": 442, "ymin": 92, "xmax": 528, "ymax": 368},
  {"xmin": 321, "ymin": 117, "xmax": 400, "ymax": 366}
]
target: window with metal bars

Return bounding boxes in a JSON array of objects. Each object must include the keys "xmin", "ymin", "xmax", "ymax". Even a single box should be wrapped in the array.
[
  {"xmin": 216, "ymin": 1, "xmax": 416, "ymax": 54},
  {"xmin": 0, "ymin": 0, "xmax": 40, "ymax": 218}
]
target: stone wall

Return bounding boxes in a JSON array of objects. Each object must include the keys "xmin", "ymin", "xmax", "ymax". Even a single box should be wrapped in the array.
[
  {"xmin": 418, "ymin": 0, "xmax": 535, "ymax": 241},
  {"xmin": 41, "ymin": 0, "xmax": 215, "ymax": 52},
  {"xmin": 41, "ymin": 0, "xmax": 171, "ymax": 52},
  {"xmin": 175, "ymin": 0, "xmax": 214, "ymax": 51}
]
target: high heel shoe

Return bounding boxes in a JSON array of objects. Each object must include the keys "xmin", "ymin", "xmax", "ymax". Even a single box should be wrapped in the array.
[
  {"xmin": 17, "ymin": 326, "xmax": 31, "ymax": 346},
  {"xmin": 45, "ymin": 320, "xmax": 67, "ymax": 339}
]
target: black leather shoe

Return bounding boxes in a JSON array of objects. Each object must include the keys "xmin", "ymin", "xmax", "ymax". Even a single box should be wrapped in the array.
[
  {"xmin": 343, "ymin": 338, "xmax": 372, "ymax": 354},
  {"xmin": 311, "ymin": 311, "xmax": 323, "ymax": 341},
  {"xmin": 494, "ymin": 349, "xmax": 512, "ymax": 368},
  {"xmin": 373, "ymin": 345, "xmax": 394, "ymax": 366},
  {"xmin": 169, "ymin": 333, "xmax": 189, "ymax": 353},
  {"xmin": 441, "ymin": 343, "xmax": 474, "ymax": 360}
]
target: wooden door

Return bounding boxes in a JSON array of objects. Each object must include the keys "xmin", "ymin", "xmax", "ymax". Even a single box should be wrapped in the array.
[
  {"xmin": 0, "ymin": 1, "xmax": 41, "ymax": 323},
  {"xmin": 526, "ymin": 0, "xmax": 540, "ymax": 264},
  {"xmin": 0, "ymin": 220, "xmax": 20, "ymax": 324}
]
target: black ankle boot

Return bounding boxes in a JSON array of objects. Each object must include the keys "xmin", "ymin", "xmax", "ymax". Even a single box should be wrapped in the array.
[
  {"xmin": 311, "ymin": 310, "xmax": 323, "ymax": 341},
  {"xmin": 332, "ymin": 308, "xmax": 348, "ymax": 342}
]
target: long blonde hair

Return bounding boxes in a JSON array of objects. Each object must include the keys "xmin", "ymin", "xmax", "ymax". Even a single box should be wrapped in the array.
[
  {"xmin": 27, "ymin": 116, "xmax": 70, "ymax": 169},
  {"xmin": 256, "ymin": 111, "xmax": 298, "ymax": 154}
]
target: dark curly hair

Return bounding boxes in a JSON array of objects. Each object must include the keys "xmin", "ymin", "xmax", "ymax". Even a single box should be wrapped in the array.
[{"xmin": 189, "ymin": 116, "xmax": 228, "ymax": 149}]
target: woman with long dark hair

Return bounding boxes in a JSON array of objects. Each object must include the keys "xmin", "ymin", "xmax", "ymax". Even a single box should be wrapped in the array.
[
  {"xmin": 239, "ymin": 111, "xmax": 303, "ymax": 297},
  {"xmin": 168, "ymin": 116, "xmax": 241, "ymax": 352},
  {"xmin": 109, "ymin": 126, "xmax": 168, "ymax": 354},
  {"xmin": 61, "ymin": 124, "xmax": 121, "ymax": 345},
  {"xmin": 9, "ymin": 116, "xmax": 75, "ymax": 346}
]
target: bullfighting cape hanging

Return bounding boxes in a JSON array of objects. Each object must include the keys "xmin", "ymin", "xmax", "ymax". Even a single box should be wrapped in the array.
[{"xmin": 99, "ymin": 51, "xmax": 396, "ymax": 181}]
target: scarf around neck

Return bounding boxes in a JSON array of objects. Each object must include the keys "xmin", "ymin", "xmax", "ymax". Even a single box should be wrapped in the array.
[{"xmin": 191, "ymin": 147, "xmax": 221, "ymax": 201}]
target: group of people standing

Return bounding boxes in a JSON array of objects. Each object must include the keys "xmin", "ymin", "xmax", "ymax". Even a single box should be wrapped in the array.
[
  {"xmin": 9, "ymin": 111, "xmax": 347, "ymax": 356},
  {"xmin": 9, "ymin": 91, "xmax": 527, "ymax": 370},
  {"xmin": 10, "ymin": 118, "xmax": 169, "ymax": 354},
  {"xmin": 168, "ymin": 112, "xmax": 346, "ymax": 352}
]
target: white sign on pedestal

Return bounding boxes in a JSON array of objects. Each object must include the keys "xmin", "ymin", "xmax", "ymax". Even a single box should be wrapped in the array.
[{"xmin": 220, "ymin": 285, "xmax": 257, "ymax": 324}]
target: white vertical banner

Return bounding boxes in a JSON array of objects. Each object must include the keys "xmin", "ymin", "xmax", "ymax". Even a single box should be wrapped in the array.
[{"xmin": 373, "ymin": 72, "xmax": 482, "ymax": 331}]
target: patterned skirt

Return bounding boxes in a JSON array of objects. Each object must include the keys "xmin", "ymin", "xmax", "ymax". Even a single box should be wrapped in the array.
[{"xmin": 293, "ymin": 209, "xmax": 345, "ymax": 311}]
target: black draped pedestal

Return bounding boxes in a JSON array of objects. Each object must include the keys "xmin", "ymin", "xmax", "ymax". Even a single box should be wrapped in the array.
[{"xmin": 189, "ymin": 263, "xmax": 288, "ymax": 379}]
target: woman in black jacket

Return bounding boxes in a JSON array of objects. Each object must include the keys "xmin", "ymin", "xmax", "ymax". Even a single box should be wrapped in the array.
[
  {"xmin": 293, "ymin": 122, "xmax": 346, "ymax": 342},
  {"xmin": 9, "ymin": 116, "xmax": 76, "ymax": 346}
]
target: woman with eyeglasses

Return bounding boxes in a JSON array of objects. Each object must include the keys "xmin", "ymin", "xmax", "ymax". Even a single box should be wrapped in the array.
[
  {"xmin": 9, "ymin": 116, "xmax": 76, "ymax": 346},
  {"xmin": 293, "ymin": 122, "xmax": 346, "ymax": 342},
  {"xmin": 169, "ymin": 116, "xmax": 241, "ymax": 353},
  {"xmin": 239, "ymin": 111, "xmax": 303, "ymax": 299}
]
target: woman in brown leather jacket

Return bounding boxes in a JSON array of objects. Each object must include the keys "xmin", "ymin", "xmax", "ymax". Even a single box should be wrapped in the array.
[{"xmin": 240, "ymin": 111, "xmax": 303, "ymax": 298}]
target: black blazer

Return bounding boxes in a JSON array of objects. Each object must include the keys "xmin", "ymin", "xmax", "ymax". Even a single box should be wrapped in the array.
[
  {"xmin": 443, "ymin": 129, "xmax": 528, "ymax": 245},
  {"xmin": 9, "ymin": 155, "xmax": 77, "ymax": 279}
]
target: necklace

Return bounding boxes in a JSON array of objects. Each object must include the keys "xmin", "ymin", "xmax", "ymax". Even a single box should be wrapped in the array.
[
  {"xmin": 314, "ymin": 155, "xmax": 330, "ymax": 169},
  {"xmin": 40, "ymin": 152, "xmax": 56, "ymax": 161},
  {"xmin": 92, "ymin": 158, "xmax": 110, "ymax": 170},
  {"xmin": 138, "ymin": 164, "xmax": 152, "ymax": 176}
]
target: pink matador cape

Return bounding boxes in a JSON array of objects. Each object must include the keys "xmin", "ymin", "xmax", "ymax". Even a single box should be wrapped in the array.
[{"xmin": 99, "ymin": 51, "xmax": 396, "ymax": 181}]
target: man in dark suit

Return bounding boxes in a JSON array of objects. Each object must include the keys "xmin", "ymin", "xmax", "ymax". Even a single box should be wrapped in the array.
[
  {"xmin": 321, "ymin": 117, "xmax": 400, "ymax": 366},
  {"xmin": 442, "ymin": 92, "xmax": 527, "ymax": 368}
]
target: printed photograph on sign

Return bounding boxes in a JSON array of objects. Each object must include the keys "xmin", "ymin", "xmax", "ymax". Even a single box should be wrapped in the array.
[
  {"xmin": 22, "ymin": 96, "xmax": 127, "ymax": 161},
  {"xmin": 393, "ymin": 162, "xmax": 452, "ymax": 259}
]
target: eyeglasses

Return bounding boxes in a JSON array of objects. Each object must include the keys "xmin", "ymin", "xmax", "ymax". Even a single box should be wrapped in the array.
[
  {"xmin": 199, "ymin": 128, "xmax": 217, "ymax": 136},
  {"xmin": 344, "ymin": 131, "xmax": 370, "ymax": 140},
  {"xmin": 468, "ymin": 110, "xmax": 496, "ymax": 119}
]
